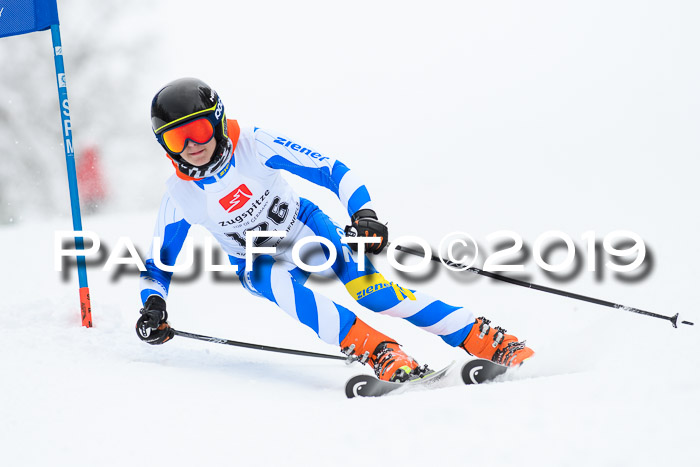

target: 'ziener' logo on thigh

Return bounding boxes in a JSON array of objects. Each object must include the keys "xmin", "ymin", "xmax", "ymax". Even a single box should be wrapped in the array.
[{"xmin": 346, "ymin": 273, "xmax": 416, "ymax": 301}]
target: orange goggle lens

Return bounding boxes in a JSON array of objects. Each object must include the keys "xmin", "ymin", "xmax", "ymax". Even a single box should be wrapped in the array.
[{"xmin": 162, "ymin": 118, "xmax": 215, "ymax": 154}]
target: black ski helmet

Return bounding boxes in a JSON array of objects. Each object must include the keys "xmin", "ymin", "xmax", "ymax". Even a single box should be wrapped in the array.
[{"xmin": 151, "ymin": 77, "xmax": 230, "ymax": 179}]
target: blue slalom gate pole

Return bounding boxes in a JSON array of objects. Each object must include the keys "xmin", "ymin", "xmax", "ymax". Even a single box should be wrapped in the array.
[
  {"xmin": 0, "ymin": 2, "xmax": 93, "ymax": 326},
  {"xmin": 50, "ymin": 24, "xmax": 93, "ymax": 327}
]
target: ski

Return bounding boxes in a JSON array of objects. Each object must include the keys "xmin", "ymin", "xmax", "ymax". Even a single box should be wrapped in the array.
[
  {"xmin": 345, "ymin": 359, "xmax": 515, "ymax": 398},
  {"xmin": 461, "ymin": 358, "xmax": 510, "ymax": 385},
  {"xmin": 345, "ymin": 362, "xmax": 455, "ymax": 398}
]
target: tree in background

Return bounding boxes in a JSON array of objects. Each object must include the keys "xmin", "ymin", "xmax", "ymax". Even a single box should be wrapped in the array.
[{"xmin": 0, "ymin": 0, "xmax": 161, "ymax": 224}]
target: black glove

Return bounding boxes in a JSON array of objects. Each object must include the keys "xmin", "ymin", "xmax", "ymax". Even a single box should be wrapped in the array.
[
  {"xmin": 344, "ymin": 209, "xmax": 388, "ymax": 254},
  {"xmin": 136, "ymin": 295, "xmax": 174, "ymax": 345}
]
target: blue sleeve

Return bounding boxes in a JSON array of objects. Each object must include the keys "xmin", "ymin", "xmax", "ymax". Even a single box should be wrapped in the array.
[
  {"xmin": 139, "ymin": 194, "xmax": 192, "ymax": 304},
  {"xmin": 253, "ymin": 127, "xmax": 373, "ymax": 217}
]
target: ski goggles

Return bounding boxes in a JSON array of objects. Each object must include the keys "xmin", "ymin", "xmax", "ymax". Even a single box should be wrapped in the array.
[{"xmin": 157, "ymin": 116, "xmax": 217, "ymax": 154}]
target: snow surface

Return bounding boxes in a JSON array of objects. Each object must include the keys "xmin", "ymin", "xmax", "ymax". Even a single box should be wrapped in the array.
[{"xmin": 2, "ymin": 1, "xmax": 700, "ymax": 466}]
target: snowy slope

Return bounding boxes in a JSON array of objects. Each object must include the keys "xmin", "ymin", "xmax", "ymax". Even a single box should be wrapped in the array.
[
  {"xmin": 2, "ymin": 1, "xmax": 700, "ymax": 466},
  {"xmin": 1, "ymin": 211, "xmax": 697, "ymax": 467}
]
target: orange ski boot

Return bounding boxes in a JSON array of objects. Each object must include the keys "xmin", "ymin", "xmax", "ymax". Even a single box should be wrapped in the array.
[
  {"xmin": 340, "ymin": 318, "xmax": 429, "ymax": 382},
  {"xmin": 460, "ymin": 317, "xmax": 534, "ymax": 367}
]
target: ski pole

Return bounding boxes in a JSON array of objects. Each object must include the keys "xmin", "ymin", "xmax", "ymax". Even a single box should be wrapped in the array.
[
  {"xmin": 392, "ymin": 244, "xmax": 694, "ymax": 328},
  {"xmin": 172, "ymin": 329, "xmax": 349, "ymax": 361}
]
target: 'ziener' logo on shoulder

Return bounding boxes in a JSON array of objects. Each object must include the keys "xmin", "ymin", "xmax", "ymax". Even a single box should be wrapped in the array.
[
  {"xmin": 219, "ymin": 184, "xmax": 252, "ymax": 212},
  {"xmin": 273, "ymin": 136, "xmax": 329, "ymax": 162}
]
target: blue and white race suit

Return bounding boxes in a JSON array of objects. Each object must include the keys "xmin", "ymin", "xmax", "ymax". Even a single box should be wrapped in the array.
[{"xmin": 140, "ymin": 122, "xmax": 476, "ymax": 347}]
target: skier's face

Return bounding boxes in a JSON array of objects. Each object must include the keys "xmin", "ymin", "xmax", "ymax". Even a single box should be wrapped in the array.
[{"xmin": 179, "ymin": 138, "xmax": 217, "ymax": 167}]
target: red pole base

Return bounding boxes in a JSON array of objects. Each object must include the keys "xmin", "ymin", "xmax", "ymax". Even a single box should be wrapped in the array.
[{"xmin": 80, "ymin": 287, "xmax": 93, "ymax": 328}]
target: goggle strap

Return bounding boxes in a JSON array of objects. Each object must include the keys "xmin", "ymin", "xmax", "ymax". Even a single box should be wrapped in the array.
[{"xmin": 155, "ymin": 101, "xmax": 218, "ymax": 134}]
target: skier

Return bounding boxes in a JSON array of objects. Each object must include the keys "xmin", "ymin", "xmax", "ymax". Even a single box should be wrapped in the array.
[{"xmin": 136, "ymin": 77, "xmax": 534, "ymax": 382}]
